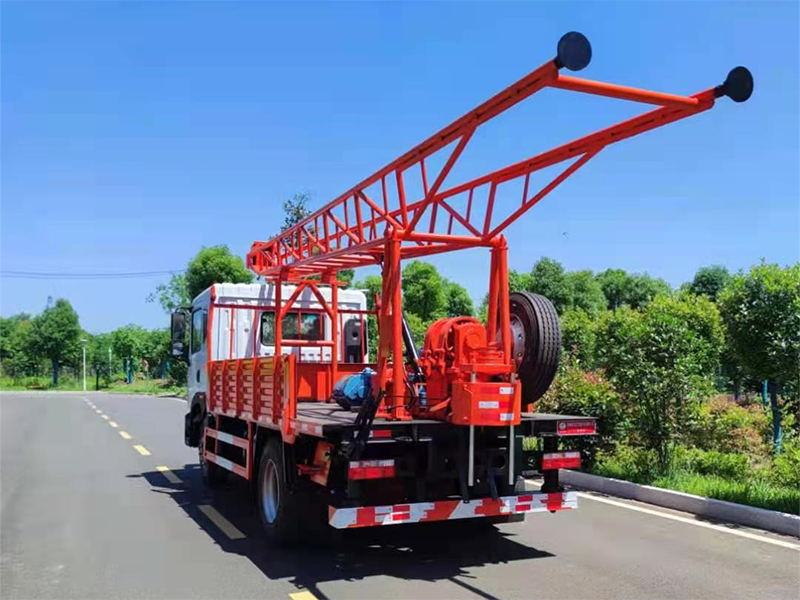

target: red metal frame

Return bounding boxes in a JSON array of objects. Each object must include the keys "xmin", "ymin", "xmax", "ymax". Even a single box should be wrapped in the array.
[{"xmin": 241, "ymin": 33, "xmax": 749, "ymax": 424}]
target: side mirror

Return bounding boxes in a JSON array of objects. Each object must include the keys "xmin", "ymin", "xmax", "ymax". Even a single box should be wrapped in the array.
[{"xmin": 170, "ymin": 311, "xmax": 188, "ymax": 361}]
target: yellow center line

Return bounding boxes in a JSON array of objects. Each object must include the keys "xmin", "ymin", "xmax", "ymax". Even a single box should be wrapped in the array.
[
  {"xmin": 133, "ymin": 445, "xmax": 151, "ymax": 456},
  {"xmin": 289, "ymin": 592, "xmax": 319, "ymax": 600},
  {"xmin": 101, "ymin": 415, "xmax": 109, "ymax": 420},
  {"xmin": 119, "ymin": 431, "xmax": 132, "ymax": 440},
  {"xmin": 156, "ymin": 466, "xmax": 182, "ymax": 484},
  {"xmin": 197, "ymin": 505, "xmax": 246, "ymax": 540},
  {"xmin": 109, "ymin": 421, "xmax": 118, "ymax": 428},
  {"xmin": 95, "ymin": 409, "xmax": 102, "ymax": 414}
]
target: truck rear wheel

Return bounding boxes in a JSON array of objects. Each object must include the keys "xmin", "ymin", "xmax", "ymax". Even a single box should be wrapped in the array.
[
  {"xmin": 509, "ymin": 292, "xmax": 561, "ymax": 404},
  {"xmin": 256, "ymin": 439, "xmax": 301, "ymax": 544}
]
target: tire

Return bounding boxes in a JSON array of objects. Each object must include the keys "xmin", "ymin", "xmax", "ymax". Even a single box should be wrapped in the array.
[
  {"xmin": 256, "ymin": 439, "xmax": 301, "ymax": 544},
  {"xmin": 199, "ymin": 413, "xmax": 227, "ymax": 488},
  {"xmin": 509, "ymin": 292, "xmax": 561, "ymax": 405}
]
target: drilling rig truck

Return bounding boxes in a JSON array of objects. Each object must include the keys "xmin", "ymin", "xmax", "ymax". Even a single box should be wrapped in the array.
[{"xmin": 170, "ymin": 32, "xmax": 752, "ymax": 542}]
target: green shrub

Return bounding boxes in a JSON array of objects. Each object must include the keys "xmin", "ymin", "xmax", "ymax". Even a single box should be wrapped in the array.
[
  {"xmin": 560, "ymin": 308, "xmax": 598, "ymax": 367},
  {"xmin": 593, "ymin": 445, "xmax": 659, "ymax": 483},
  {"xmin": 686, "ymin": 396, "xmax": 772, "ymax": 461},
  {"xmin": 671, "ymin": 446, "xmax": 750, "ymax": 481},
  {"xmin": 770, "ymin": 437, "xmax": 800, "ymax": 489},
  {"xmin": 167, "ymin": 361, "xmax": 188, "ymax": 388},
  {"xmin": 595, "ymin": 445, "xmax": 753, "ymax": 483},
  {"xmin": 537, "ymin": 361, "xmax": 628, "ymax": 466}
]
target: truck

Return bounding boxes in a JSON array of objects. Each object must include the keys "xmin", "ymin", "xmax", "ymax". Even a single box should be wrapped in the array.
[{"xmin": 170, "ymin": 32, "xmax": 752, "ymax": 542}]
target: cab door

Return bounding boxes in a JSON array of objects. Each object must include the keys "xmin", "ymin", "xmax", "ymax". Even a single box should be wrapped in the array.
[{"xmin": 188, "ymin": 306, "xmax": 208, "ymax": 400}]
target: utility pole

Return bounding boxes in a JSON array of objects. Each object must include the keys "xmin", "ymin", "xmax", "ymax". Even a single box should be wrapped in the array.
[
  {"xmin": 81, "ymin": 339, "xmax": 88, "ymax": 392},
  {"xmin": 108, "ymin": 347, "xmax": 112, "ymax": 376}
]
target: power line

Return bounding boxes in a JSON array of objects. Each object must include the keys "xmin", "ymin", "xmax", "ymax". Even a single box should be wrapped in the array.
[{"xmin": 0, "ymin": 269, "xmax": 183, "ymax": 280}]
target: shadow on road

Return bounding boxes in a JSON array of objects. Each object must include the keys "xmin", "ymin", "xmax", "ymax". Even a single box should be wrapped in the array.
[{"xmin": 129, "ymin": 464, "xmax": 554, "ymax": 600}]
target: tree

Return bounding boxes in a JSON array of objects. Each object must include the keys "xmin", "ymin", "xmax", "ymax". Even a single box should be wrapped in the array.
[
  {"xmin": 281, "ymin": 193, "xmax": 355, "ymax": 286},
  {"xmin": 352, "ymin": 275, "xmax": 383, "ymax": 355},
  {"xmin": 0, "ymin": 314, "xmax": 38, "ymax": 379},
  {"xmin": 142, "ymin": 329, "xmax": 171, "ymax": 377},
  {"xmin": 87, "ymin": 333, "xmax": 112, "ymax": 389},
  {"xmin": 337, "ymin": 268, "xmax": 355, "ymax": 288},
  {"xmin": 444, "ymin": 280, "xmax": 474, "ymax": 317},
  {"xmin": 354, "ymin": 275, "xmax": 383, "ymax": 311},
  {"xmin": 402, "ymin": 261, "xmax": 448, "ymax": 321},
  {"xmin": 560, "ymin": 308, "xmax": 599, "ymax": 366},
  {"xmin": 282, "ymin": 192, "xmax": 313, "ymax": 231},
  {"xmin": 404, "ymin": 312, "xmax": 429, "ymax": 350},
  {"xmin": 526, "ymin": 259, "xmax": 607, "ymax": 314},
  {"xmin": 30, "ymin": 299, "xmax": 82, "ymax": 386},
  {"xmin": 527, "ymin": 257, "xmax": 570, "ymax": 312},
  {"xmin": 625, "ymin": 274, "xmax": 671, "ymax": 309},
  {"xmin": 595, "ymin": 295, "xmax": 723, "ymax": 468},
  {"xmin": 148, "ymin": 243, "xmax": 256, "ymax": 313},
  {"xmin": 111, "ymin": 324, "xmax": 149, "ymax": 378},
  {"xmin": 596, "ymin": 268, "xmax": 671, "ymax": 310},
  {"xmin": 508, "ymin": 269, "xmax": 532, "ymax": 294},
  {"xmin": 564, "ymin": 270, "xmax": 607, "ymax": 315},
  {"xmin": 689, "ymin": 265, "xmax": 731, "ymax": 301},
  {"xmin": 0, "ymin": 314, "xmax": 28, "ymax": 362},
  {"xmin": 184, "ymin": 245, "xmax": 254, "ymax": 301},
  {"xmin": 147, "ymin": 273, "xmax": 191, "ymax": 313},
  {"xmin": 596, "ymin": 269, "xmax": 630, "ymax": 310},
  {"xmin": 719, "ymin": 262, "xmax": 800, "ymax": 450}
]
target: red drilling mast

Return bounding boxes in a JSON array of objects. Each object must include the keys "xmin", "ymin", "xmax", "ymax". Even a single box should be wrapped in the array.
[{"xmin": 246, "ymin": 32, "xmax": 753, "ymax": 424}]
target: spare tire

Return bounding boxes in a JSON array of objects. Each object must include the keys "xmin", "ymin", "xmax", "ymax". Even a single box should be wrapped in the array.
[{"xmin": 509, "ymin": 292, "xmax": 561, "ymax": 405}]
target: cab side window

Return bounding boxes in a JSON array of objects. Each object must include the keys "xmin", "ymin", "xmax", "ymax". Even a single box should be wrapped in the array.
[
  {"xmin": 191, "ymin": 310, "xmax": 207, "ymax": 354},
  {"xmin": 260, "ymin": 311, "xmax": 322, "ymax": 344}
]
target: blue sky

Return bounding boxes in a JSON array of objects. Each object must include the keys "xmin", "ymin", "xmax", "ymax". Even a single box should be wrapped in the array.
[{"xmin": 2, "ymin": 1, "xmax": 798, "ymax": 333}]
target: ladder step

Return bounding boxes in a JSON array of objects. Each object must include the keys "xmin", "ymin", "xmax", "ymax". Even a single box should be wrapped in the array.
[
  {"xmin": 205, "ymin": 427, "xmax": 249, "ymax": 450},
  {"xmin": 205, "ymin": 451, "xmax": 248, "ymax": 479}
]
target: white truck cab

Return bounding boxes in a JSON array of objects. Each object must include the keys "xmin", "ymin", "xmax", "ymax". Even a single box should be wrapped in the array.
[{"xmin": 186, "ymin": 282, "xmax": 368, "ymax": 404}]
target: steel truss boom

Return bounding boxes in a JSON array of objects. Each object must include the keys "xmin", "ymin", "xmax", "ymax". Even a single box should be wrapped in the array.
[{"xmin": 247, "ymin": 32, "xmax": 752, "ymax": 279}]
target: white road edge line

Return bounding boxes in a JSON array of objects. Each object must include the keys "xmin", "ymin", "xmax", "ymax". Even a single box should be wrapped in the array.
[
  {"xmin": 526, "ymin": 479, "xmax": 798, "ymax": 551},
  {"xmin": 576, "ymin": 492, "xmax": 800, "ymax": 551},
  {"xmin": 198, "ymin": 505, "xmax": 246, "ymax": 540}
]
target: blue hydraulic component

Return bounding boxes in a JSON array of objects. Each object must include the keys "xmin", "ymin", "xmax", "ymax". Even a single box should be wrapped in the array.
[{"xmin": 333, "ymin": 368, "xmax": 376, "ymax": 411}]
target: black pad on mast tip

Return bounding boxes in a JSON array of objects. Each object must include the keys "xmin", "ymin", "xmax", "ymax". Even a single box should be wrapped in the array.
[
  {"xmin": 718, "ymin": 66, "xmax": 754, "ymax": 103},
  {"xmin": 555, "ymin": 32, "xmax": 592, "ymax": 71}
]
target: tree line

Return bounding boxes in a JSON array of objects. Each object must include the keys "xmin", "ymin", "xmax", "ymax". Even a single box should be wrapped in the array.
[{"xmin": 0, "ymin": 302, "xmax": 175, "ymax": 388}]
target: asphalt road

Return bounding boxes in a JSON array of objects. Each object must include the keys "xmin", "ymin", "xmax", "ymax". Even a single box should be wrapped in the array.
[{"xmin": 1, "ymin": 391, "xmax": 798, "ymax": 600}]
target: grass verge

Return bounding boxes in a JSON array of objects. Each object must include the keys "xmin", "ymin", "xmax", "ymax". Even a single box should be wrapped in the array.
[
  {"xmin": 0, "ymin": 376, "xmax": 186, "ymax": 397},
  {"xmin": 650, "ymin": 472, "xmax": 800, "ymax": 516},
  {"xmin": 105, "ymin": 379, "xmax": 186, "ymax": 397}
]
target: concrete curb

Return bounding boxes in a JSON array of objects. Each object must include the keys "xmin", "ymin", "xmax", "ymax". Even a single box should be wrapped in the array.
[{"xmin": 561, "ymin": 469, "xmax": 800, "ymax": 539}]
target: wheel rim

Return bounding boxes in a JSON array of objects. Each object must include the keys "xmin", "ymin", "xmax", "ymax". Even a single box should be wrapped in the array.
[
  {"xmin": 261, "ymin": 459, "xmax": 280, "ymax": 524},
  {"xmin": 510, "ymin": 313, "xmax": 526, "ymax": 368}
]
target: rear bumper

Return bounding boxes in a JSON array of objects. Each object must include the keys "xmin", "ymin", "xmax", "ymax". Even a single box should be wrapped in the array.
[{"xmin": 328, "ymin": 491, "xmax": 578, "ymax": 529}]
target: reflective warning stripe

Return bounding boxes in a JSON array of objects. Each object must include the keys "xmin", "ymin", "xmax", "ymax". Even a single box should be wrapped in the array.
[
  {"xmin": 295, "ymin": 420, "xmax": 324, "ymax": 437},
  {"xmin": 328, "ymin": 491, "xmax": 578, "ymax": 529}
]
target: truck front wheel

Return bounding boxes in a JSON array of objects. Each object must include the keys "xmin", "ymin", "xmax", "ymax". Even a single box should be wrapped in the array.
[{"xmin": 256, "ymin": 439, "xmax": 300, "ymax": 544}]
